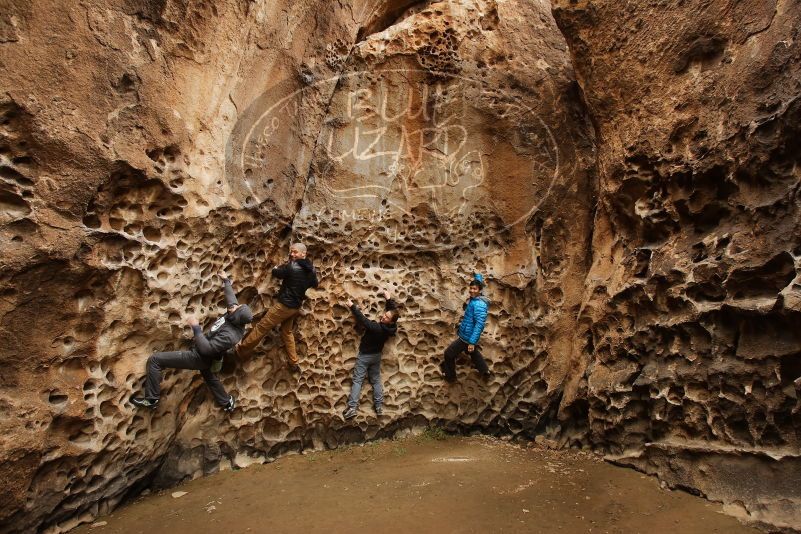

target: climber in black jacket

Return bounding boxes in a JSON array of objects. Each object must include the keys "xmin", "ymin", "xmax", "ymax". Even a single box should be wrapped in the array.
[
  {"xmin": 131, "ymin": 271, "xmax": 253, "ymax": 412},
  {"xmin": 235, "ymin": 243, "xmax": 318, "ymax": 373},
  {"xmin": 342, "ymin": 291, "xmax": 399, "ymax": 420}
]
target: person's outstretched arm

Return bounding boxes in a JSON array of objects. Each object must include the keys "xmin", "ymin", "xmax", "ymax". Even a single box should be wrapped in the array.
[
  {"xmin": 219, "ymin": 271, "xmax": 238, "ymax": 307},
  {"xmin": 308, "ymin": 264, "xmax": 319, "ymax": 288},
  {"xmin": 272, "ymin": 262, "xmax": 290, "ymax": 279},
  {"xmin": 297, "ymin": 259, "xmax": 318, "ymax": 288},
  {"xmin": 346, "ymin": 298, "xmax": 382, "ymax": 333}
]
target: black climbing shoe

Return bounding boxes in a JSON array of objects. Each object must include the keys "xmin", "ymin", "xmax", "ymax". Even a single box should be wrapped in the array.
[
  {"xmin": 439, "ymin": 365, "xmax": 456, "ymax": 384},
  {"xmin": 439, "ymin": 362, "xmax": 455, "ymax": 383},
  {"xmin": 288, "ymin": 363, "xmax": 301, "ymax": 374},
  {"xmin": 223, "ymin": 396, "xmax": 236, "ymax": 413},
  {"xmin": 481, "ymin": 371, "xmax": 493, "ymax": 382},
  {"xmin": 343, "ymin": 407, "xmax": 357, "ymax": 420},
  {"xmin": 131, "ymin": 396, "xmax": 159, "ymax": 409},
  {"xmin": 374, "ymin": 405, "xmax": 383, "ymax": 416}
]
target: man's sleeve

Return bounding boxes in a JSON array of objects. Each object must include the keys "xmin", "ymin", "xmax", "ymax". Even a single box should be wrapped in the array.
[
  {"xmin": 308, "ymin": 266, "xmax": 319, "ymax": 289},
  {"xmin": 272, "ymin": 263, "xmax": 289, "ymax": 279},
  {"xmin": 222, "ymin": 279, "xmax": 238, "ymax": 307},
  {"xmin": 468, "ymin": 301, "xmax": 488, "ymax": 345},
  {"xmin": 351, "ymin": 304, "xmax": 381, "ymax": 333},
  {"xmin": 192, "ymin": 326, "xmax": 238, "ymax": 357}
]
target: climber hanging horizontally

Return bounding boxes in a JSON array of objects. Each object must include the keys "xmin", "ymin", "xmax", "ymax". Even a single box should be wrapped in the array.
[
  {"xmin": 234, "ymin": 242, "xmax": 318, "ymax": 373},
  {"xmin": 342, "ymin": 291, "xmax": 400, "ymax": 420},
  {"xmin": 131, "ymin": 271, "xmax": 253, "ymax": 412},
  {"xmin": 440, "ymin": 273, "xmax": 492, "ymax": 383}
]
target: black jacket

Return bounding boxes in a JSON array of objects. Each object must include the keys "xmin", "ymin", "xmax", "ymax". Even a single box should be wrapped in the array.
[
  {"xmin": 274, "ymin": 259, "xmax": 318, "ymax": 308},
  {"xmin": 191, "ymin": 279, "xmax": 252, "ymax": 360},
  {"xmin": 351, "ymin": 298, "xmax": 398, "ymax": 355}
]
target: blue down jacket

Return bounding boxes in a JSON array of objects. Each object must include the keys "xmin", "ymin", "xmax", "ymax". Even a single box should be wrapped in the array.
[{"xmin": 458, "ymin": 296, "xmax": 489, "ymax": 345}]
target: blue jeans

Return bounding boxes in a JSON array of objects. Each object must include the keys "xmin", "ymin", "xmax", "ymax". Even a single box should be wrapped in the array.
[{"xmin": 347, "ymin": 352, "xmax": 383, "ymax": 408}]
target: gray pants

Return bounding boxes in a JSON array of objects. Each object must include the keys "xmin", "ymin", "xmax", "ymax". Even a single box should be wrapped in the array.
[
  {"xmin": 347, "ymin": 352, "xmax": 383, "ymax": 409},
  {"xmin": 144, "ymin": 350, "xmax": 230, "ymax": 406}
]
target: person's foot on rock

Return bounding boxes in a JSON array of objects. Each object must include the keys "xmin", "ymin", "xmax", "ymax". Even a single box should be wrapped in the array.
[
  {"xmin": 481, "ymin": 370, "xmax": 493, "ymax": 381},
  {"xmin": 222, "ymin": 395, "xmax": 236, "ymax": 413},
  {"xmin": 131, "ymin": 396, "xmax": 159, "ymax": 409},
  {"xmin": 439, "ymin": 362, "xmax": 455, "ymax": 383},
  {"xmin": 343, "ymin": 407, "xmax": 357, "ymax": 420},
  {"xmin": 440, "ymin": 369, "xmax": 456, "ymax": 383},
  {"xmin": 288, "ymin": 362, "xmax": 301, "ymax": 373},
  {"xmin": 374, "ymin": 405, "xmax": 383, "ymax": 416}
]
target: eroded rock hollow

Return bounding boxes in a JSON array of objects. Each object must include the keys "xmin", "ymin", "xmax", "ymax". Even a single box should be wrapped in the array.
[
  {"xmin": 551, "ymin": 0, "xmax": 801, "ymax": 530},
  {"xmin": 0, "ymin": 0, "xmax": 798, "ymax": 532}
]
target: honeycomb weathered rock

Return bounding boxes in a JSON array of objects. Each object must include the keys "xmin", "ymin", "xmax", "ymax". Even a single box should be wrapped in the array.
[
  {"xmin": 0, "ymin": 1, "xmax": 595, "ymax": 532},
  {"xmin": 552, "ymin": 0, "xmax": 801, "ymax": 530},
  {"xmin": 4, "ymin": 0, "xmax": 800, "ymax": 531}
]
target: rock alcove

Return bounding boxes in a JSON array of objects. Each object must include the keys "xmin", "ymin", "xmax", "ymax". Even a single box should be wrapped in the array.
[{"xmin": 1, "ymin": 0, "xmax": 799, "ymax": 532}]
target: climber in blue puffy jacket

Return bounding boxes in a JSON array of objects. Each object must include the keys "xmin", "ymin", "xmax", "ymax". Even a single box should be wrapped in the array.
[{"xmin": 441, "ymin": 273, "xmax": 492, "ymax": 382}]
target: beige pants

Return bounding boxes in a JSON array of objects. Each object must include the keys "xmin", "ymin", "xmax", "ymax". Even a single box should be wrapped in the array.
[{"xmin": 236, "ymin": 302, "xmax": 300, "ymax": 363}]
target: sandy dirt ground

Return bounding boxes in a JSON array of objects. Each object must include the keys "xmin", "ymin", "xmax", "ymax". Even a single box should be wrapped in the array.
[{"xmin": 74, "ymin": 435, "xmax": 760, "ymax": 534}]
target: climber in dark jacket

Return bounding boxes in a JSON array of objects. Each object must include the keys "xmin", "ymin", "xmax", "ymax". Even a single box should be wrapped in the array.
[
  {"xmin": 131, "ymin": 271, "xmax": 253, "ymax": 412},
  {"xmin": 234, "ymin": 242, "xmax": 318, "ymax": 373},
  {"xmin": 342, "ymin": 291, "xmax": 399, "ymax": 420},
  {"xmin": 441, "ymin": 273, "xmax": 491, "ymax": 383}
]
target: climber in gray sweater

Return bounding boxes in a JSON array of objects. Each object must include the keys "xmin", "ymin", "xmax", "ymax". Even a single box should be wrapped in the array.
[{"xmin": 131, "ymin": 271, "xmax": 253, "ymax": 412}]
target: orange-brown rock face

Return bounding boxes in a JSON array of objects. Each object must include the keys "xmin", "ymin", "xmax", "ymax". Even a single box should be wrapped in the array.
[
  {"xmin": 0, "ymin": 1, "xmax": 594, "ymax": 532},
  {"xmin": 8, "ymin": 0, "xmax": 798, "ymax": 531},
  {"xmin": 552, "ymin": 0, "xmax": 801, "ymax": 530}
]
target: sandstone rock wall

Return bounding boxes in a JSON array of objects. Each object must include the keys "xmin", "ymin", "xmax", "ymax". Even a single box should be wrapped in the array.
[
  {"xmin": 0, "ymin": 1, "xmax": 595, "ymax": 532},
  {"xmin": 552, "ymin": 0, "xmax": 801, "ymax": 530},
  {"xmin": 5, "ymin": 0, "xmax": 800, "ymax": 531}
]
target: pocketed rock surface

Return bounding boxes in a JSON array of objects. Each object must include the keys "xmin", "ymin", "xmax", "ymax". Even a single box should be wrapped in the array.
[
  {"xmin": 0, "ymin": 1, "xmax": 594, "ymax": 532},
  {"xmin": 551, "ymin": 0, "xmax": 801, "ymax": 531},
  {"xmin": 1, "ymin": 0, "xmax": 799, "ymax": 532}
]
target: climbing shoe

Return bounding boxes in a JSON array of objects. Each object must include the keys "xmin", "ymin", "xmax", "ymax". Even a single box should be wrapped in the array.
[
  {"xmin": 343, "ymin": 407, "xmax": 357, "ymax": 420},
  {"xmin": 131, "ymin": 396, "xmax": 159, "ymax": 409},
  {"xmin": 374, "ymin": 405, "xmax": 383, "ymax": 416},
  {"xmin": 223, "ymin": 395, "xmax": 236, "ymax": 413},
  {"xmin": 439, "ymin": 362, "xmax": 456, "ymax": 383},
  {"xmin": 288, "ymin": 362, "xmax": 301, "ymax": 374},
  {"xmin": 442, "ymin": 372, "xmax": 456, "ymax": 383}
]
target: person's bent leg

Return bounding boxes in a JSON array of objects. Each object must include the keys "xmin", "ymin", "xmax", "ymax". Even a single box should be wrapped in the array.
[
  {"xmin": 145, "ymin": 350, "xmax": 200, "ymax": 400},
  {"xmin": 347, "ymin": 354, "xmax": 370, "ymax": 409},
  {"xmin": 200, "ymin": 368, "xmax": 231, "ymax": 407},
  {"xmin": 236, "ymin": 303, "xmax": 286, "ymax": 357},
  {"xmin": 468, "ymin": 346, "xmax": 490, "ymax": 375},
  {"xmin": 366, "ymin": 354, "xmax": 383, "ymax": 410},
  {"xmin": 442, "ymin": 339, "xmax": 465, "ymax": 381},
  {"xmin": 279, "ymin": 310, "xmax": 300, "ymax": 365}
]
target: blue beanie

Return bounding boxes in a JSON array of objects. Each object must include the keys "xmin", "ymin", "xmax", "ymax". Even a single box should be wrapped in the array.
[{"xmin": 470, "ymin": 273, "xmax": 485, "ymax": 289}]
